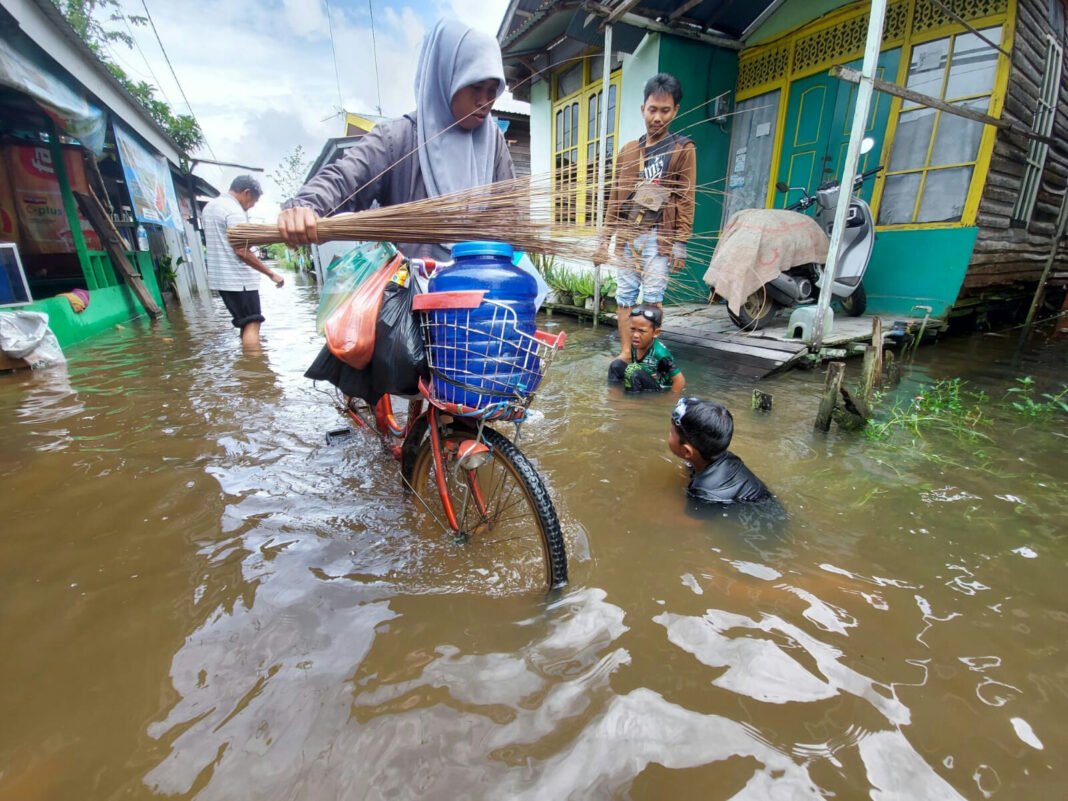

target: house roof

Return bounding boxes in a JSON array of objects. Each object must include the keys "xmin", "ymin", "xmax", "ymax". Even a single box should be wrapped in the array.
[
  {"xmin": 305, "ymin": 136, "xmax": 364, "ymax": 184},
  {"xmin": 1, "ymin": 0, "xmax": 186, "ymax": 164},
  {"xmin": 498, "ymin": 0, "xmax": 783, "ymax": 54}
]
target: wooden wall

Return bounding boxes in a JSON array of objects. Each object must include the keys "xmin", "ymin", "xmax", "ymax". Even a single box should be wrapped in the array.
[
  {"xmin": 967, "ymin": 0, "xmax": 1068, "ymax": 291},
  {"xmin": 498, "ymin": 113, "xmax": 531, "ymax": 177}
]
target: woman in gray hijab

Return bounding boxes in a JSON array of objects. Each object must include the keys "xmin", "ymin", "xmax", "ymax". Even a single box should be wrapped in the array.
[{"xmin": 277, "ymin": 19, "xmax": 515, "ymax": 261}]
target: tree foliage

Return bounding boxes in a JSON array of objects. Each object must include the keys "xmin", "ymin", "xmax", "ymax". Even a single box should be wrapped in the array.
[
  {"xmin": 269, "ymin": 145, "xmax": 312, "ymax": 203},
  {"xmin": 51, "ymin": 0, "xmax": 204, "ymax": 155}
]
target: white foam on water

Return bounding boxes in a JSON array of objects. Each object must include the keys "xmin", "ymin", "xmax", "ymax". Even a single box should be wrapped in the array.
[{"xmin": 1011, "ymin": 717, "xmax": 1044, "ymax": 750}]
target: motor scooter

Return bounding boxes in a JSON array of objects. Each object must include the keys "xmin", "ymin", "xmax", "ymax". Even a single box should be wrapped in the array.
[{"xmin": 721, "ymin": 140, "xmax": 882, "ymax": 330}]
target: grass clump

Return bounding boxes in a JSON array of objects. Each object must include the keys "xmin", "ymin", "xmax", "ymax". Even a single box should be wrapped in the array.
[
  {"xmin": 1004, "ymin": 377, "xmax": 1068, "ymax": 421},
  {"xmin": 865, "ymin": 378, "xmax": 989, "ymax": 443}
]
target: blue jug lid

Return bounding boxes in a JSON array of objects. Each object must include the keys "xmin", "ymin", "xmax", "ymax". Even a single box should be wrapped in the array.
[{"xmin": 451, "ymin": 241, "xmax": 514, "ymax": 260}]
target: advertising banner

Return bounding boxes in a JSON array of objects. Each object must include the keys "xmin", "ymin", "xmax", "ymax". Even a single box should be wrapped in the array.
[
  {"xmin": 0, "ymin": 155, "xmax": 19, "ymax": 245},
  {"xmin": 114, "ymin": 123, "xmax": 183, "ymax": 230},
  {"xmin": 2, "ymin": 143, "xmax": 102, "ymax": 255}
]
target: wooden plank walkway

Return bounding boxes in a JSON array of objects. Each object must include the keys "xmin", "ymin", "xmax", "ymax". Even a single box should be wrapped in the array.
[
  {"xmin": 659, "ymin": 303, "xmax": 940, "ymax": 378},
  {"xmin": 542, "ymin": 301, "xmax": 944, "ymax": 379}
]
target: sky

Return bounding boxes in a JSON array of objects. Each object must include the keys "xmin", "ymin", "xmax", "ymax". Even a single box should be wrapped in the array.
[{"xmin": 107, "ymin": 0, "xmax": 525, "ymax": 221}]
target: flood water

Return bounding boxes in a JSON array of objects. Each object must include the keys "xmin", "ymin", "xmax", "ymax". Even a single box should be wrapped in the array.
[{"xmin": 2, "ymin": 275, "xmax": 1065, "ymax": 800}]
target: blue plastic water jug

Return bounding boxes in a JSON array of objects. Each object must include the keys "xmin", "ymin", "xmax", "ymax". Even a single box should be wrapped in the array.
[{"xmin": 427, "ymin": 241, "xmax": 540, "ymax": 408}]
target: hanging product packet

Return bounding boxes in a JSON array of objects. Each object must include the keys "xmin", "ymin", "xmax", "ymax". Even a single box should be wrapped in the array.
[
  {"xmin": 323, "ymin": 252, "xmax": 401, "ymax": 369},
  {"xmin": 316, "ymin": 241, "xmax": 398, "ymax": 334}
]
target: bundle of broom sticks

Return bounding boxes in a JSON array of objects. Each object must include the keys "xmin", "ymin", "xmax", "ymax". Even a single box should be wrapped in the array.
[
  {"xmin": 225, "ymin": 54, "xmax": 782, "ymax": 300},
  {"xmin": 227, "ymin": 171, "xmax": 711, "ymax": 271}
]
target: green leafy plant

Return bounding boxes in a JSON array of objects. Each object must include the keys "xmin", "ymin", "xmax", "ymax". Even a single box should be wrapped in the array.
[
  {"xmin": 529, "ymin": 252, "xmax": 557, "ymax": 280},
  {"xmin": 156, "ymin": 254, "xmax": 183, "ymax": 292},
  {"xmin": 571, "ymin": 270, "xmax": 595, "ymax": 299},
  {"xmin": 1005, "ymin": 376, "xmax": 1068, "ymax": 420},
  {"xmin": 865, "ymin": 378, "xmax": 989, "ymax": 442},
  {"xmin": 265, "ymin": 243, "xmax": 308, "ymax": 272},
  {"xmin": 600, "ymin": 273, "xmax": 617, "ymax": 299}
]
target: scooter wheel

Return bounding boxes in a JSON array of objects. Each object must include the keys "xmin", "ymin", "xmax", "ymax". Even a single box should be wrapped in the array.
[
  {"xmin": 840, "ymin": 283, "xmax": 867, "ymax": 317},
  {"xmin": 728, "ymin": 290, "xmax": 778, "ymax": 330}
]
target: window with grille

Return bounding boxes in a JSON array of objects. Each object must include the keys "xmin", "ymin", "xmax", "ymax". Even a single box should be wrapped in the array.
[
  {"xmin": 551, "ymin": 57, "xmax": 620, "ymax": 226},
  {"xmin": 878, "ymin": 26, "xmax": 1003, "ymax": 225},
  {"xmin": 1011, "ymin": 34, "xmax": 1063, "ymax": 226}
]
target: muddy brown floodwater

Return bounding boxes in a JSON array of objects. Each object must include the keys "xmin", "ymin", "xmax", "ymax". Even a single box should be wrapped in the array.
[{"xmin": 1, "ymin": 275, "xmax": 1065, "ymax": 800}]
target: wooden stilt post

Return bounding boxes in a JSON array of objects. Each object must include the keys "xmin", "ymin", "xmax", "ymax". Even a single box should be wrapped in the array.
[
  {"xmin": 871, "ymin": 316, "xmax": 883, "ymax": 375},
  {"xmin": 861, "ymin": 347, "xmax": 877, "ymax": 400},
  {"xmin": 882, "ymin": 350, "xmax": 900, "ymax": 388},
  {"xmin": 815, "ymin": 361, "xmax": 845, "ymax": 432}
]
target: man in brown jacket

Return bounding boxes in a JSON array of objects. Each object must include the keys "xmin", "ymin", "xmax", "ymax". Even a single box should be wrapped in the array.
[{"xmin": 596, "ymin": 73, "xmax": 697, "ymax": 360}]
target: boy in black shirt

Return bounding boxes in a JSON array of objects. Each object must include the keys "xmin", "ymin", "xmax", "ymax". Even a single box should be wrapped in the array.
[{"xmin": 668, "ymin": 397, "xmax": 771, "ymax": 505}]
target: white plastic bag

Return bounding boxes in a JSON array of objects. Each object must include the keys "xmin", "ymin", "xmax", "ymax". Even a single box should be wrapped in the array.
[
  {"xmin": 513, "ymin": 252, "xmax": 550, "ymax": 311},
  {"xmin": 0, "ymin": 310, "xmax": 66, "ymax": 368}
]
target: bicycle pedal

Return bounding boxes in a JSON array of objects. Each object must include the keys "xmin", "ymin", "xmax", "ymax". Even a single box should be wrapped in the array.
[{"xmin": 324, "ymin": 427, "xmax": 355, "ymax": 445}]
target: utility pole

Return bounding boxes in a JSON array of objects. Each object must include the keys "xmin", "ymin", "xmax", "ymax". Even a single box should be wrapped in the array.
[{"xmin": 811, "ymin": 0, "xmax": 888, "ymax": 350}]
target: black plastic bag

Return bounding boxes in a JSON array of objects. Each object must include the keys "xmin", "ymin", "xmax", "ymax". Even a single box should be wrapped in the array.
[
  {"xmin": 305, "ymin": 343, "xmax": 378, "ymax": 404},
  {"xmin": 371, "ymin": 279, "xmax": 427, "ymax": 397}
]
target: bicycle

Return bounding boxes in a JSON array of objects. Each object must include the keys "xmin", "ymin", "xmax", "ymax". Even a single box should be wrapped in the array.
[{"xmin": 333, "ymin": 258, "xmax": 569, "ymax": 590}]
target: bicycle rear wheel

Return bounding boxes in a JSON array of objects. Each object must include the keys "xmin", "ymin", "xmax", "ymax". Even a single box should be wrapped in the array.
[{"xmin": 407, "ymin": 425, "xmax": 568, "ymax": 589}]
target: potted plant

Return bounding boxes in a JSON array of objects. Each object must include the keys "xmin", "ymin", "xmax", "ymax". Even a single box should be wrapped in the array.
[
  {"xmin": 530, "ymin": 252, "xmax": 562, "ymax": 304},
  {"xmin": 600, "ymin": 274, "xmax": 618, "ymax": 312},
  {"xmin": 555, "ymin": 267, "xmax": 575, "ymax": 306},
  {"xmin": 572, "ymin": 270, "xmax": 594, "ymax": 309}
]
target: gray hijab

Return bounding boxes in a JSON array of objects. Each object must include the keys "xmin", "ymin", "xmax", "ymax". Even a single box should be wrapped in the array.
[{"xmin": 414, "ymin": 20, "xmax": 506, "ymax": 198}]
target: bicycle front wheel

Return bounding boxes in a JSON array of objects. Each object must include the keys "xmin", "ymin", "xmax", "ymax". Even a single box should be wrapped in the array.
[{"xmin": 408, "ymin": 425, "xmax": 568, "ymax": 589}]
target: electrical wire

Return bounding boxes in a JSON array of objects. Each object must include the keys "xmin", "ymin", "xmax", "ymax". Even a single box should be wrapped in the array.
[
  {"xmin": 324, "ymin": 0, "xmax": 345, "ymax": 116},
  {"xmin": 138, "ymin": 0, "xmax": 216, "ymax": 159},
  {"xmin": 369, "ymin": 0, "xmax": 383, "ymax": 115},
  {"xmin": 120, "ymin": 12, "xmax": 173, "ymax": 108}
]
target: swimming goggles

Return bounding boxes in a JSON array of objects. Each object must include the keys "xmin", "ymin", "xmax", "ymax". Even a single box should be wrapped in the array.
[
  {"xmin": 629, "ymin": 307, "xmax": 662, "ymax": 325},
  {"xmin": 672, "ymin": 396, "xmax": 701, "ymax": 431}
]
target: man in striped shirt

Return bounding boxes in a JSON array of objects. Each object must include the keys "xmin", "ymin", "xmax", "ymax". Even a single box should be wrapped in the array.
[{"xmin": 203, "ymin": 175, "xmax": 284, "ymax": 347}]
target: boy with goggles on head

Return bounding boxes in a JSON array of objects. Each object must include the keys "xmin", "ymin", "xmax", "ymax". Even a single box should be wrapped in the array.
[
  {"xmin": 608, "ymin": 304, "xmax": 686, "ymax": 393},
  {"xmin": 669, "ymin": 397, "xmax": 771, "ymax": 505}
]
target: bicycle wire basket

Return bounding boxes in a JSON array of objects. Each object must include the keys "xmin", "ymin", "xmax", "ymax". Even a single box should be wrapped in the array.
[{"xmin": 411, "ymin": 290, "xmax": 566, "ymax": 422}]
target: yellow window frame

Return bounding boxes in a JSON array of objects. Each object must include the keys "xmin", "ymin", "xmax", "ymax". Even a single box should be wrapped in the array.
[
  {"xmin": 551, "ymin": 57, "xmax": 622, "ymax": 228},
  {"xmin": 734, "ymin": 0, "xmax": 1016, "ymax": 228},
  {"xmin": 878, "ymin": 12, "xmax": 1016, "ymax": 228}
]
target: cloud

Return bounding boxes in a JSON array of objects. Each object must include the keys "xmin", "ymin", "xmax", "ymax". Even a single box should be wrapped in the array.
[
  {"xmin": 117, "ymin": 0, "xmax": 524, "ymax": 219},
  {"xmin": 283, "ymin": 0, "xmax": 330, "ymax": 39}
]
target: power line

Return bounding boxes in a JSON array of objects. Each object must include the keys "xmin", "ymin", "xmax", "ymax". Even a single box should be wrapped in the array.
[
  {"xmin": 368, "ymin": 0, "xmax": 383, "ymax": 116},
  {"xmin": 324, "ymin": 0, "xmax": 345, "ymax": 115},
  {"xmin": 120, "ymin": 13, "xmax": 173, "ymax": 107},
  {"xmin": 102, "ymin": 40, "xmax": 154, "ymax": 84},
  {"xmin": 138, "ymin": 0, "xmax": 216, "ymax": 159}
]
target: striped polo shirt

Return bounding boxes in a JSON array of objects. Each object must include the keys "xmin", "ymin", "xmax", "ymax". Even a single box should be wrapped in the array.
[{"xmin": 203, "ymin": 193, "xmax": 260, "ymax": 291}]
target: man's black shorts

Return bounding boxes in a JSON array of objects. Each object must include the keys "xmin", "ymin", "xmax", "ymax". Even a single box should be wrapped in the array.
[{"xmin": 218, "ymin": 289, "xmax": 265, "ymax": 329}]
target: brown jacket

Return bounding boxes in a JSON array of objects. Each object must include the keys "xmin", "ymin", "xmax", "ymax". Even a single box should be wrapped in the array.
[{"xmin": 605, "ymin": 134, "xmax": 697, "ymax": 256}]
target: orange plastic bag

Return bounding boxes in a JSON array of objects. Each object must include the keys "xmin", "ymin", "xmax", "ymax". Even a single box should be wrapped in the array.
[{"xmin": 324, "ymin": 254, "xmax": 402, "ymax": 369}]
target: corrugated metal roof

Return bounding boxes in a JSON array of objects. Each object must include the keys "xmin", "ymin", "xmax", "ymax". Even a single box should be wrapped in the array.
[{"xmin": 498, "ymin": 0, "xmax": 782, "ymax": 53}]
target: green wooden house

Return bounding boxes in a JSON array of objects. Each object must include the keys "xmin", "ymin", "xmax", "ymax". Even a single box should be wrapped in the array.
[
  {"xmin": 498, "ymin": 0, "xmax": 1068, "ymax": 320},
  {"xmin": 0, "ymin": 0, "xmax": 211, "ymax": 356}
]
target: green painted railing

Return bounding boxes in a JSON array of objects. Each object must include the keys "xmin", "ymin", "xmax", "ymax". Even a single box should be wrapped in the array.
[{"xmin": 85, "ymin": 250, "xmax": 120, "ymax": 289}]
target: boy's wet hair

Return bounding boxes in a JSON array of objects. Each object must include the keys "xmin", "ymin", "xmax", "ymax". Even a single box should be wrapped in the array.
[
  {"xmin": 643, "ymin": 73, "xmax": 682, "ymax": 105},
  {"xmin": 629, "ymin": 303, "xmax": 663, "ymax": 327},
  {"xmin": 674, "ymin": 398, "xmax": 733, "ymax": 461}
]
